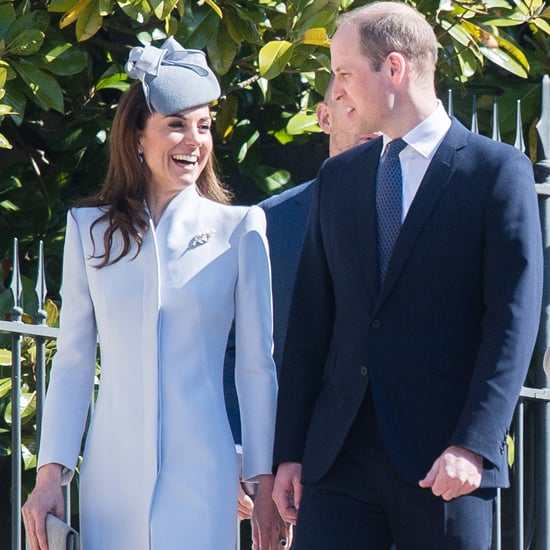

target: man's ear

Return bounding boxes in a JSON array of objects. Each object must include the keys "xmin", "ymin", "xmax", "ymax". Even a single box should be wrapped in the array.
[
  {"xmin": 385, "ymin": 52, "xmax": 407, "ymax": 84},
  {"xmin": 317, "ymin": 102, "xmax": 331, "ymax": 135}
]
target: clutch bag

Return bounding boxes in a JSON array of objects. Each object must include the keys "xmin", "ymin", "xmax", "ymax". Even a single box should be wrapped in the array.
[{"xmin": 26, "ymin": 513, "xmax": 80, "ymax": 550}]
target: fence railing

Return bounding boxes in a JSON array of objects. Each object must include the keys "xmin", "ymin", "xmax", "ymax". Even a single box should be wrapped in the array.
[{"xmin": 4, "ymin": 75, "xmax": 550, "ymax": 549}]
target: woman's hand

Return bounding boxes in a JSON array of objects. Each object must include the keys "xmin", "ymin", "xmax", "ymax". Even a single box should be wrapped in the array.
[
  {"xmin": 252, "ymin": 474, "xmax": 293, "ymax": 550},
  {"xmin": 237, "ymin": 480, "xmax": 254, "ymax": 520},
  {"xmin": 22, "ymin": 463, "xmax": 65, "ymax": 550}
]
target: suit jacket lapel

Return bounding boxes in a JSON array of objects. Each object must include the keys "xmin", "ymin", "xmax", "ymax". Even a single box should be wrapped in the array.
[{"xmin": 375, "ymin": 120, "xmax": 469, "ymax": 310}]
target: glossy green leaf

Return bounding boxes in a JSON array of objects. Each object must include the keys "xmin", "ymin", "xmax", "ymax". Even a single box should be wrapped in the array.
[
  {"xmin": 533, "ymin": 17, "xmax": 550, "ymax": 35},
  {"xmin": 300, "ymin": 28, "xmax": 331, "ymax": 47},
  {"xmin": 288, "ymin": 0, "xmax": 315, "ymax": 12},
  {"xmin": 180, "ymin": 9, "xmax": 219, "ymax": 50},
  {"xmin": 45, "ymin": 298, "xmax": 60, "ymax": 327},
  {"xmin": 286, "ymin": 111, "xmax": 321, "ymax": 135},
  {"xmin": 59, "ymin": 0, "xmax": 93, "ymax": 28},
  {"xmin": 0, "ymin": 350, "xmax": 11, "ymax": 368},
  {"xmin": 203, "ymin": 0, "xmax": 222, "ymax": 19},
  {"xmin": 95, "ymin": 68, "xmax": 129, "ymax": 91},
  {"xmin": 480, "ymin": 45, "xmax": 528, "ymax": 77},
  {"xmin": 272, "ymin": 127, "xmax": 295, "ymax": 145},
  {"xmin": 207, "ymin": 23, "xmax": 237, "ymax": 75},
  {"xmin": 40, "ymin": 43, "xmax": 88, "ymax": 76},
  {"xmin": 259, "ymin": 40, "xmax": 293, "ymax": 79},
  {"xmin": 461, "ymin": 19, "xmax": 529, "ymax": 74},
  {"xmin": 10, "ymin": 58, "xmax": 64, "ymax": 112},
  {"xmin": 4, "ymin": 391, "xmax": 36, "ymax": 425},
  {"xmin": 480, "ymin": 15, "xmax": 527, "ymax": 26},
  {"xmin": 0, "ymin": 4, "xmax": 16, "ymax": 39},
  {"xmin": 262, "ymin": 167, "xmax": 292, "ymax": 192},
  {"xmin": 6, "ymin": 11, "xmax": 49, "ymax": 43},
  {"xmin": 215, "ymin": 94, "xmax": 238, "ymax": 141},
  {"xmin": 0, "ymin": 67, "xmax": 6, "ymax": 88},
  {"xmin": 231, "ymin": 120, "xmax": 260, "ymax": 164},
  {"xmin": 117, "ymin": 0, "xmax": 151, "ymax": 25},
  {"xmin": 294, "ymin": 2, "xmax": 339, "ymax": 36},
  {"xmin": 98, "ymin": 0, "xmax": 112, "ymax": 16},
  {"xmin": 3, "ymin": 84, "xmax": 26, "ymax": 125},
  {"xmin": 223, "ymin": 7, "xmax": 261, "ymax": 45},
  {"xmin": 48, "ymin": 0, "xmax": 82, "ymax": 13},
  {"xmin": 75, "ymin": 0, "xmax": 103, "ymax": 41},
  {"xmin": 22, "ymin": 442, "xmax": 37, "ymax": 470},
  {"xmin": 149, "ymin": 0, "xmax": 178, "ymax": 21},
  {"xmin": 507, "ymin": 433, "xmax": 515, "ymax": 467},
  {"xmin": 457, "ymin": 47, "xmax": 480, "ymax": 79},
  {"xmin": 7, "ymin": 28, "xmax": 44, "ymax": 56},
  {"xmin": 441, "ymin": 18, "xmax": 477, "ymax": 49}
]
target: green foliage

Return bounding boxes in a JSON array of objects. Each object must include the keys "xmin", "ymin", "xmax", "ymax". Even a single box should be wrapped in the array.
[{"xmin": 0, "ymin": 0, "xmax": 548, "ymax": 294}]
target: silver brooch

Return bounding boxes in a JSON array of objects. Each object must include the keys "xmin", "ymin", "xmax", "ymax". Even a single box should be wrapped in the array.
[{"xmin": 190, "ymin": 229, "xmax": 216, "ymax": 248}]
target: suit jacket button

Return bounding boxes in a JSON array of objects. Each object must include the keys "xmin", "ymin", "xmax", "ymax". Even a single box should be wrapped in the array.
[
  {"xmin": 360, "ymin": 366, "xmax": 368, "ymax": 376},
  {"xmin": 372, "ymin": 319, "xmax": 381, "ymax": 329}
]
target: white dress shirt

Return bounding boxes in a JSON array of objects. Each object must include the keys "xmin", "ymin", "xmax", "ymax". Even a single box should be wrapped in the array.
[{"xmin": 381, "ymin": 100, "xmax": 452, "ymax": 221}]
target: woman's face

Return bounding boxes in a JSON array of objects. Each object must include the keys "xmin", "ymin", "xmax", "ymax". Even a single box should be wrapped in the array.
[{"xmin": 138, "ymin": 105, "xmax": 213, "ymax": 192}]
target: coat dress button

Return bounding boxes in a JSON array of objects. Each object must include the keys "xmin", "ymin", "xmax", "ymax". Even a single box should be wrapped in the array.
[
  {"xmin": 371, "ymin": 319, "xmax": 381, "ymax": 328},
  {"xmin": 360, "ymin": 366, "xmax": 368, "ymax": 376}
]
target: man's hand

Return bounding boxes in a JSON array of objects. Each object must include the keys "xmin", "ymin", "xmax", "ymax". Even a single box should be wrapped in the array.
[
  {"xmin": 272, "ymin": 462, "xmax": 302, "ymax": 525},
  {"xmin": 251, "ymin": 474, "xmax": 292, "ymax": 550},
  {"xmin": 419, "ymin": 445, "xmax": 483, "ymax": 501}
]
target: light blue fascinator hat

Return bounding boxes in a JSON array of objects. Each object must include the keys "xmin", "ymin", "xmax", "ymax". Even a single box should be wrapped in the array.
[{"xmin": 125, "ymin": 36, "xmax": 221, "ymax": 115}]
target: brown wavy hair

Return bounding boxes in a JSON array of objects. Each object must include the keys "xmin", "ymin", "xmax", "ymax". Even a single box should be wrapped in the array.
[{"xmin": 78, "ymin": 82, "xmax": 232, "ymax": 268}]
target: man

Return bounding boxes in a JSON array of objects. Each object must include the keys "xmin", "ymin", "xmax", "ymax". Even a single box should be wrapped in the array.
[
  {"xmin": 260, "ymin": 77, "xmax": 377, "ymax": 372},
  {"xmin": 272, "ymin": 3, "xmax": 543, "ymax": 549},
  {"xmin": 226, "ymin": 77, "xmax": 377, "ymax": 549}
]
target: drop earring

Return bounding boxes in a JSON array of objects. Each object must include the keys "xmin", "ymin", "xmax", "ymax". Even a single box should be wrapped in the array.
[{"xmin": 137, "ymin": 145, "xmax": 144, "ymax": 163}]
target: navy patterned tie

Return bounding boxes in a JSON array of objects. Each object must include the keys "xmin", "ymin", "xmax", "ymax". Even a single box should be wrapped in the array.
[{"xmin": 376, "ymin": 138, "xmax": 407, "ymax": 280}]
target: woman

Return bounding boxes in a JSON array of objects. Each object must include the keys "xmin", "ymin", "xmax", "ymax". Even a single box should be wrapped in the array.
[{"xmin": 22, "ymin": 37, "xmax": 280, "ymax": 550}]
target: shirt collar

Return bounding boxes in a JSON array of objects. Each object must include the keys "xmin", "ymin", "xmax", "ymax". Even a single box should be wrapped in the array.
[{"xmin": 382, "ymin": 100, "xmax": 451, "ymax": 159}]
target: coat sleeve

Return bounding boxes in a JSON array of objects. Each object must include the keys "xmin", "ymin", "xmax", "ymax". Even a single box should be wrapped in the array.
[
  {"xmin": 272, "ymin": 176, "xmax": 335, "ymax": 470},
  {"xmin": 451, "ymin": 149, "xmax": 543, "ymax": 468},
  {"xmin": 234, "ymin": 205, "xmax": 278, "ymax": 481},
  {"xmin": 37, "ymin": 209, "xmax": 98, "ymax": 483}
]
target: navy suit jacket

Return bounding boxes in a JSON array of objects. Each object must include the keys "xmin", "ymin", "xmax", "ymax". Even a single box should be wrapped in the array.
[
  {"xmin": 273, "ymin": 119, "xmax": 543, "ymax": 488},
  {"xmin": 260, "ymin": 181, "xmax": 316, "ymax": 369}
]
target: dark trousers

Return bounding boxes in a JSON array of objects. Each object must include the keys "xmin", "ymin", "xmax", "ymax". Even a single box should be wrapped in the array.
[{"xmin": 293, "ymin": 392, "xmax": 496, "ymax": 550}]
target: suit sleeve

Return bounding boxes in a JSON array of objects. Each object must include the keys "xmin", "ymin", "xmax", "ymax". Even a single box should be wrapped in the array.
[
  {"xmin": 272, "ymin": 175, "xmax": 336, "ymax": 469},
  {"xmin": 234, "ymin": 205, "xmax": 278, "ymax": 481},
  {"xmin": 37, "ymin": 209, "xmax": 97, "ymax": 482},
  {"xmin": 451, "ymin": 149, "xmax": 543, "ymax": 468}
]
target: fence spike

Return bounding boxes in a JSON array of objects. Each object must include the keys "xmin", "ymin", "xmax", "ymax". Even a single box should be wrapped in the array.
[
  {"xmin": 10, "ymin": 238, "xmax": 22, "ymax": 316},
  {"xmin": 471, "ymin": 95, "xmax": 479, "ymax": 134},
  {"xmin": 514, "ymin": 99, "xmax": 526, "ymax": 153},
  {"xmin": 492, "ymin": 98, "xmax": 501, "ymax": 142},
  {"xmin": 447, "ymin": 89, "xmax": 453, "ymax": 117},
  {"xmin": 537, "ymin": 74, "xmax": 550, "ymax": 161},
  {"xmin": 35, "ymin": 241, "xmax": 47, "ymax": 324}
]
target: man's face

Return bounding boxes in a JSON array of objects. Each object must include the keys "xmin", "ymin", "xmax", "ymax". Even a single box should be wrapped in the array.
[
  {"xmin": 330, "ymin": 23, "xmax": 390, "ymax": 138},
  {"xmin": 324, "ymin": 93, "xmax": 380, "ymax": 156}
]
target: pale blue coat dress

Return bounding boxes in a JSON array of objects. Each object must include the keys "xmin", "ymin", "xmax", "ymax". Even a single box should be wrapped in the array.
[{"xmin": 37, "ymin": 184, "xmax": 278, "ymax": 550}]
